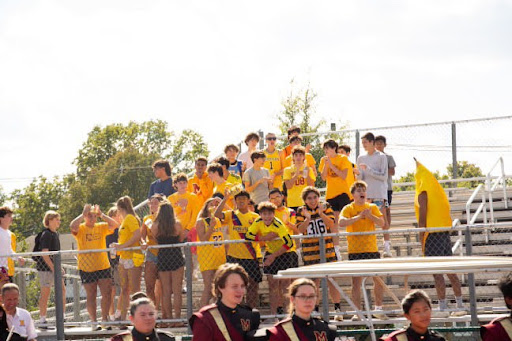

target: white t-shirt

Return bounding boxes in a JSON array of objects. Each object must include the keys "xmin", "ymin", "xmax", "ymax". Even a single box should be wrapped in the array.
[
  {"xmin": 7, "ymin": 307, "xmax": 37, "ymax": 340},
  {"xmin": 0, "ymin": 228, "xmax": 14, "ymax": 268},
  {"xmin": 357, "ymin": 151, "xmax": 388, "ymax": 200},
  {"xmin": 238, "ymin": 150, "xmax": 254, "ymax": 169}
]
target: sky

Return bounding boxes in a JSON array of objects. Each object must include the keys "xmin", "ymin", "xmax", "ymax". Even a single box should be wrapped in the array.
[{"xmin": 1, "ymin": 0, "xmax": 512, "ymax": 194}]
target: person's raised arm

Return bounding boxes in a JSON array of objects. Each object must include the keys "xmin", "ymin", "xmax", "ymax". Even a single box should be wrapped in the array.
[
  {"xmin": 70, "ymin": 204, "xmax": 90, "ymax": 235},
  {"xmin": 296, "ymin": 209, "xmax": 311, "ymax": 234},
  {"xmin": 214, "ymin": 190, "xmax": 230, "ymax": 220}
]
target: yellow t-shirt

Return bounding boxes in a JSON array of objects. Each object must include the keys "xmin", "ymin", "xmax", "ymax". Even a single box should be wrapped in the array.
[
  {"xmin": 168, "ymin": 192, "xmax": 201, "ymax": 231},
  {"xmin": 264, "ymin": 149, "xmax": 283, "ymax": 189},
  {"xmin": 213, "ymin": 181, "xmax": 235, "ymax": 209},
  {"xmin": 246, "ymin": 218, "xmax": 294, "ymax": 254},
  {"xmin": 118, "ymin": 214, "xmax": 140, "ymax": 260},
  {"xmin": 197, "ymin": 217, "xmax": 227, "ymax": 272},
  {"xmin": 275, "ymin": 207, "xmax": 297, "ymax": 252},
  {"xmin": 283, "ymin": 165, "xmax": 317, "ymax": 208},
  {"xmin": 319, "ymin": 155, "xmax": 353, "ymax": 200},
  {"xmin": 341, "ymin": 202, "xmax": 382, "ymax": 254},
  {"xmin": 222, "ymin": 210, "xmax": 261, "ymax": 260},
  {"xmin": 143, "ymin": 215, "xmax": 158, "ymax": 256},
  {"xmin": 187, "ymin": 173, "xmax": 214, "ymax": 207},
  {"xmin": 73, "ymin": 222, "xmax": 114, "ymax": 272},
  {"xmin": 227, "ymin": 173, "xmax": 243, "ymax": 185},
  {"xmin": 7, "ymin": 232, "xmax": 15, "ymax": 276},
  {"xmin": 283, "ymin": 153, "xmax": 316, "ymax": 169}
]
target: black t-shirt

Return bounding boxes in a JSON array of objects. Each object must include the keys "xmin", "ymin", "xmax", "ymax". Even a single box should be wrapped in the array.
[{"xmin": 36, "ymin": 229, "xmax": 60, "ymax": 272}]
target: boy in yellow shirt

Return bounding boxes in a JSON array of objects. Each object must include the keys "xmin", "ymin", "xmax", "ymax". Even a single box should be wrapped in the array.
[
  {"xmin": 169, "ymin": 173, "xmax": 201, "ymax": 235},
  {"xmin": 187, "ymin": 156, "xmax": 214, "ymax": 207},
  {"xmin": 283, "ymin": 146, "xmax": 316, "ymax": 210},
  {"xmin": 339, "ymin": 180, "xmax": 387, "ymax": 321},
  {"xmin": 245, "ymin": 202, "xmax": 296, "ymax": 318}
]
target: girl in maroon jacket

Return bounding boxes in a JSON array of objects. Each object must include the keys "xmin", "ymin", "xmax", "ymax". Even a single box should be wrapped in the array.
[
  {"xmin": 267, "ymin": 278, "xmax": 337, "ymax": 341},
  {"xmin": 189, "ymin": 263, "xmax": 260, "ymax": 341}
]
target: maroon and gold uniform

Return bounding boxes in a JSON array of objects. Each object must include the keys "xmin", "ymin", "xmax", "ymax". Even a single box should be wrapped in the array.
[
  {"xmin": 379, "ymin": 327, "xmax": 446, "ymax": 341},
  {"xmin": 267, "ymin": 315, "xmax": 337, "ymax": 341},
  {"xmin": 481, "ymin": 315, "xmax": 512, "ymax": 341}
]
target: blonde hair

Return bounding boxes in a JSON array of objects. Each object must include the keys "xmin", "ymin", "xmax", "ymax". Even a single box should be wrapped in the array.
[
  {"xmin": 43, "ymin": 210, "xmax": 60, "ymax": 228},
  {"xmin": 116, "ymin": 196, "xmax": 140, "ymax": 225},
  {"xmin": 287, "ymin": 278, "xmax": 317, "ymax": 315}
]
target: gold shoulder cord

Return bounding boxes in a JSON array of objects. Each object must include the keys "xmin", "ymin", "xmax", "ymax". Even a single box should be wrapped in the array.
[
  {"xmin": 500, "ymin": 317, "xmax": 512, "ymax": 338},
  {"xmin": 210, "ymin": 308, "xmax": 233, "ymax": 341},
  {"xmin": 281, "ymin": 320, "xmax": 300, "ymax": 341}
]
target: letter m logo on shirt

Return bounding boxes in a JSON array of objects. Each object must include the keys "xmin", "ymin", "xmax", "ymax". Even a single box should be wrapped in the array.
[
  {"xmin": 314, "ymin": 331, "xmax": 328, "ymax": 341},
  {"xmin": 240, "ymin": 319, "xmax": 251, "ymax": 331}
]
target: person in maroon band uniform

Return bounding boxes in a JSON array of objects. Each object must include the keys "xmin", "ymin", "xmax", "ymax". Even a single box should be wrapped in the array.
[
  {"xmin": 380, "ymin": 290, "xmax": 445, "ymax": 341},
  {"xmin": 481, "ymin": 273, "xmax": 512, "ymax": 341},
  {"xmin": 189, "ymin": 263, "xmax": 261, "ymax": 341},
  {"xmin": 267, "ymin": 278, "xmax": 337, "ymax": 341}
]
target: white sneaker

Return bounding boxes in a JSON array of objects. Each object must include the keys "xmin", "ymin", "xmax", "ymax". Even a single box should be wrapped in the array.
[
  {"xmin": 450, "ymin": 309, "xmax": 467, "ymax": 317},
  {"xmin": 334, "ymin": 309, "xmax": 343, "ymax": 321},
  {"xmin": 373, "ymin": 309, "xmax": 389, "ymax": 320},
  {"xmin": 351, "ymin": 314, "xmax": 360, "ymax": 321},
  {"xmin": 382, "ymin": 250, "xmax": 393, "ymax": 258}
]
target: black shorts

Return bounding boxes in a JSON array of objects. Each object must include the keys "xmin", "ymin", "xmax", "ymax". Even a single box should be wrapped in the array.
[
  {"xmin": 424, "ymin": 232, "xmax": 453, "ymax": 257},
  {"xmin": 387, "ymin": 190, "xmax": 393, "ymax": 205},
  {"xmin": 263, "ymin": 252, "xmax": 298, "ymax": 275},
  {"xmin": 327, "ymin": 193, "xmax": 352, "ymax": 212},
  {"xmin": 348, "ymin": 252, "xmax": 381, "ymax": 261},
  {"xmin": 80, "ymin": 268, "xmax": 111, "ymax": 284},
  {"xmin": 226, "ymin": 256, "xmax": 262, "ymax": 283}
]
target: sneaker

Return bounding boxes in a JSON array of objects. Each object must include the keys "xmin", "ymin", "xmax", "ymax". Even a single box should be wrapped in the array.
[
  {"xmin": 182, "ymin": 286, "xmax": 187, "ymax": 294},
  {"xmin": 91, "ymin": 325, "xmax": 102, "ymax": 331},
  {"xmin": 351, "ymin": 314, "xmax": 360, "ymax": 321},
  {"xmin": 373, "ymin": 309, "xmax": 389, "ymax": 320},
  {"xmin": 334, "ymin": 309, "xmax": 344, "ymax": 321},
  {"xmin": 450, "ymin": 309, "xmax": 467, "ymax": 317},
  {"xmin": 382, "ymin": 250, "xmax": 393, "ymax": 258}
]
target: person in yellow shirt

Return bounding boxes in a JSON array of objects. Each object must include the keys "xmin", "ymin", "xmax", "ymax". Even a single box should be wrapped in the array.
[
  {"xmin": 208, "ymin": 163, "xmax": 236, "ymax": 209},
  {"xmin": 319, "ymin": 139, "xmax": 352, "ymax": 226},
  {"xmin": 215, "ymin": 156, "xmax": 243, "ymax": 185},
  {"xmin": 415, "ymin": 159, "xmax": 465, "ymax": 317},
  {"xmin": 282, "ymin": 136, "xmax": 317, "ymax": 177},
  {"xmin": 169, "ymin": 173, "xmax": 201, "ymax": 234},
  {"xmin": 70, "ymin": 204, "xmax": 119, "ymax": 329},
  {"xmin": 263, "ymin": 133, "xmax": 284, "ymax": 190},
  {"xmin": 245, "ymin": 202, "xmax": 296, "ymax": 319},
  {"xmin": 214, "ymin": 189, "xmax": 261, "ymax": 308},
  {"xmin": 339, "ymin": 180, "xmax": 387, "ymax": 321},
  {"xmin": 283, "ymin": 146, "xmax": 316, "ymax": 210},
  {"xmin": 187, "ymin": 157, "xmax": 214, "ymax": 207},
  {"xmin": 140, "ymin": 194, "xmax": 165, "ymax": 313},
  {"xmin": 338, "ymin": 144, "xmax": 358, "ymax": 189},
  {"xmin": 196, "ymin": 197, "xmax": 227, "ymax": 307},
  {"xmin": 111, "ymin": 196, "xmax": 142, "ymax": 323}
]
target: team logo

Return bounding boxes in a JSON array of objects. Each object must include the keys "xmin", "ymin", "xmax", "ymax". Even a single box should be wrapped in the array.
[
  {"xmin": 313, "ymin": 331, "xmax": 327, "ymax": 341},
  {"xmin": 240, "ymin": 319, "xmax": 251, "ymax": 331},
  {"xmin": 19, "ymin": 320, "xmax": 25, "ymax": 327}
]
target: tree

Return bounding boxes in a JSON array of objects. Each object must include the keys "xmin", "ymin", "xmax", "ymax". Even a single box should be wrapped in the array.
[
  {"xmin": 0, "ymin": 185, "xmax": 6, "ymax": 206},
  {"xmin": 74, "ymin": 120, "xmax": 173, "ymax": 178},
  {"xmin": 9, "ymin": 176, "xmax": 67, "ymax": 237},
  {"xmin": 447, "ymin": 161, "xmax": 484, "ymax": 188},
  {"xmin": 166, "ymin": 129, "xmax": 209, "ymax": 174}
]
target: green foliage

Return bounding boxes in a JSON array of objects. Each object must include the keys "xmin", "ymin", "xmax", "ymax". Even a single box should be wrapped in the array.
[
  {"xmin": 0, "ymin": 185, "xmax": 6, "ymax": 206},
  {"xmin": 9, "ymin": 176, "xmax": 67, "ymax": 237},
  {"xmin": 74, "ymin": 120, "xmax": 173, "ymax": 178},
  {"xmin": 166, "ymin": 129, "xmax": 209, "ymax": 174},
  {"xmin": 395, "ymin": 161, "xmax": 482, "ymax": 192}
]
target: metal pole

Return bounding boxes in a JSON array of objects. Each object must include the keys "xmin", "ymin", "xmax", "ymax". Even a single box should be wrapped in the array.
[
  {"xmin": 355, "ymin": 130, "xmax": 360, "ymax": 159},
  {"xmin": 73, "ymin": 275, "xmax": 81, "ymax": 321},
  {"xmin": 258, "ymin": 130, "xmax": 264, "ymax": 150},
  {"xmin": 464, "ymin": 225, "xmax": 478, "ymax": 326},
  {"xmin": 53, "ymin": 253, "xmax": 65, "ymax": 340},
  {"xmin": 451, "ymin": 122, "xmax": 458, "ymax": 180},
  {"xmin": 185, "ymin": 244, "xmax": 193, "ymax": 335},
  {"xmin": 319, "ymin": 236, "xmax": 329, "ymax": 321}
]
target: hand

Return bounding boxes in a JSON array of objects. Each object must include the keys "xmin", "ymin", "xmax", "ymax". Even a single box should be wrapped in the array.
[
  {"xmin": 110, "ymin": 242, "xmax": 121, "ymax": 250},
  {"xmin": 317, "ymin": 203, "xmax": 326, "ymax": 215},
  {"xmin": 95, "ymin": 205, "xmax": 103, "ymax": 216},
  {"xmin": 259, "ymin": 232, "xmax": 278, "ymax": 241},
  {"xmin": 359, "ymin": 164, "xmax": 367, "ymax": 171},
  {"xmin": 302, "ymin": 209, "xmax": 311, "ymax": 220},
  {"xmin": 360, "ymin": 209, "xmax": 371, "ymax": 219},
  {"xmin": 61, "ymin": 267, "xmax": 66, "ymax": 276},
  {"xmin": 141, "ymin": 243, "xmax": 148, "ymax": 251},
  {"xmin": 303, "ymin": 166, "xmax": 309, "ymax": 178},
  {"xmin": 212, "ymin": 197, "xmax": 222, "ymax": 205},
  {"xmin": 353, "ymin": 168, "xmax": 360, "ymax": 176},
  {"xmin": 263, "ymin": 254, "xmax": 275, "ymax": 267},
  {"xmin": 224, "ymin": 187, "xmax": 231, "ymax": 198},
  {"xmin": 18, "ymin": 257, "xmax": 25, "ymax": 266},
  {"xmin": 83, "ymin": 204, "xmax": 91, "ymax": 216}
]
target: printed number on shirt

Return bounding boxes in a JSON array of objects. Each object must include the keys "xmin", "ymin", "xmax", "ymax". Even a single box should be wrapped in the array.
[
  {"xmin": 307, "ymin": 218, "xmax": 326, "ymax": 235},
  {"xmin": 212, "ymin": 235, "xmax": 223, "ymax": 247},
  {"xmin": 295, "ymin": 177, "xmax": 305, "ymax": 186}
]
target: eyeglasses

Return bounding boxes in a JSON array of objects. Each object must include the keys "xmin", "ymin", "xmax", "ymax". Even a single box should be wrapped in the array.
[
  {"xmin": 266, "ymin": 137, "xmax": 277, "ymax": 141},
  {"xmin": 294, "ymin": 295, "xmax": 317, "ymax": 301}
]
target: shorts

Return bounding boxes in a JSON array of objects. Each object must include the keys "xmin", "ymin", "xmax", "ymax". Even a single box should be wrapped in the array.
[
  {"xmin": 348, "ymin": 252, "xmax": 381, "ymax": 261},
  {"xmin": 145, "ymin": 251, "xmax": 158, "ymax": 264},
  {"xmin": 327, "ymin": 193, "xmax": 352, "ymax": 212},
  {"xmin": 226, "ymin": 256, "xmax": 262, "ymax": 283},
  {"xmin": 80, "ymin": 268, "xmax": 111, "ymax": 284},
  {"xmin": 263, "ymin": 252, "xmax": 298, "ymax": 275},
  {"xmin": 424, "ymin": 232, "xmax": 453, "ymax": 257},
  {"xmin": 119, "ymin": 258, "xmax": 135, "ymax": 270},
  {"xmin": 369, "ymin": 199, "xmax": 388, "ymax": 209},
  {"xmin": 38, "ymin": 271, "xmax": 54, "ymax": 288},
  {"xmin": 387, "ymin": 190, "xmax": 393, "ymax": 206}
]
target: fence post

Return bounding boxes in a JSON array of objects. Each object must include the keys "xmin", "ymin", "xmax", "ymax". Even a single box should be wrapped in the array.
[
  {"xmin": 258, "ymin": 130, "xmax": 264, "ymax": 150},
  {"xmin": 464, "ymin": 225, "xmax": 478, "ymax": 327},
  {"xmin": 355, "ymin": 130, "xmax": 360, "ymax": 159},
  {"xmin": 319, "ymin": 236, "xmax": 329, "ymax": 321},
  {"xmin": 15, "ymin": 272, "xmax": 27, "ymax": 309},
  {"xmin": 451, "ymin": 122, "xmax": 458, "ymax": 180},
  {"xmin": 185, "ymin": 244, "xmax": 193, "ymax": 335},
  {"xmin": 73, "ymin": 273, "xmax": 81, "ymax": 322},
  {"xmin": 53, "ymin": 252, "xmax": 65, "ymax": 340}
]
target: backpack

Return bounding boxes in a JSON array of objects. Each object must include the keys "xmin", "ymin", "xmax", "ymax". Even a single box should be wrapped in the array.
[{"xmin": 31, "ymin": 229, "xmax": 45, "ymax": 263}]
